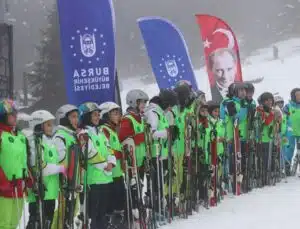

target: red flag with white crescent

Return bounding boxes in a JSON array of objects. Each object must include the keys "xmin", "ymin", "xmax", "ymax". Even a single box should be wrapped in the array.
[{"xmin": 195, "ymin": 14, "xmax": 243, "ymax": 102}]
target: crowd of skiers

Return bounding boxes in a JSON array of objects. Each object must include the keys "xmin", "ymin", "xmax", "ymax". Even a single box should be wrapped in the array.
[{"xmin": 0, "ymin": 80, "xmax": 300, "ymax": 229}]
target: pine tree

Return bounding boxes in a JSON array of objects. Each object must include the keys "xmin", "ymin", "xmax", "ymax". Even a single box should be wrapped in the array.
[{"xmin": 29, "ymin": 6, "xmax": 66, "ymax": 113}]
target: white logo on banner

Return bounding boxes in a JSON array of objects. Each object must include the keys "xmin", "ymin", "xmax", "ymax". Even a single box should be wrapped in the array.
[
  {"xmin": 159, "ymin": 55, "xmax": 186, "ymax": 88},
  {"xmin": 69, "ymin": 27, "xmax": 111, "ymax": 92},
  {"xmin": 70, "ymin": 27, "xmax": 107, "ymax": 64},
  {"xmin": 80, "ymin": 33, "xmax": 96, "ymax": 57},
  {"xmin": 165, "ymin": 59, "xmax": 178, "ymax": 77}
]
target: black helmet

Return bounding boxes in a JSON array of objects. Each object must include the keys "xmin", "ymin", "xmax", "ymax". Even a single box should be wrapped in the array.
[
  {"xmin": 244, "ymin": 82, "xmax": 255, "ymax": 93},
  {"xmin": 232, "ymin": 82, "xmax": 246, "ymax": 97},
  {"xmin": 174, "ymin": 84, "xmax": 192, "ymax": 108},
  {"xmin": 159, "ymin": 89, "xmax": 178, "ymax": 110},
  {"xmin": 258, "ymin": 92, "xmax": 274, "ymax": 105},
  {"xmin": 290, "ymin": 88, "xmax": 300, "ymax": 103},
  {"xmin": 207, "ymin": 100, "xmax": 220, "ymax": 114},
  {"xmin": 227, "ymin": 82, "xmax": 237, "ymax": 98}
]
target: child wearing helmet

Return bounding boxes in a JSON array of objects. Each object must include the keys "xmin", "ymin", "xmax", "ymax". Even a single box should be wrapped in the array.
[
  {"xmin": 219, "ymin": 82, "xmax": 248, "ymax": 194},
  {"xmin": 16, "ymin": 112, "xmax": 33, "ymax": 137},
  {"xmin": 207, "ymin": 101, "xmax": 225, "ymax": 204},
  {"xmin": 143, "ymin": 89, "xmax": 179, "ymax": 216},
  {"xmin": 256, "ymin": 92, "xmax": 275, "ymax": 186},
  {"xmin": 244, "ymin": 82, "xmax": 257, "ymax": 131},
  {"xmin": 98, "ymin": 102, "xmax": 126, "ymax": 224},
  {"xmin": 0, "ymin": 99, "xmax": 32, "ymax": 229},
  {"xmin": 172, "ymin": 84, "xmax": 195, "ymax": 202},
  {"xmin": 283, "ymin": 88, "xmax": 300, "ymax": 176},
  {"xmin": 52, "ymin": 104, "xmax": 81, "ymax": 228},
  {"xmin": 118, "ymin": 89, "xmax": 149, "ymax": 224},
  {"xmin": 78, "ymin": 102, "xmax": 116, "ymax": 229},
  {"xmin": 26, "ymin": 110, "xmax": 66, "ymax": 229},
  {"xmin": 194, "ymin": 102, "xmax": 211, "ymax": 206}
]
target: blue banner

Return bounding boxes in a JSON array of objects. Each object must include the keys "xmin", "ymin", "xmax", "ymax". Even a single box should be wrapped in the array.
[
  {"xmin": 57, "ymin": 0, "xmax": 116, "ymax": 105},
  {"xmin": 138, "ymin": 17, "xmax": 198, "ymax": 90}
]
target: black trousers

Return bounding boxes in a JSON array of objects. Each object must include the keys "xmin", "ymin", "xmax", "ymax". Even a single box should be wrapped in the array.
[
  {"xmin": 89, "ymin": 183, "xmax": 111, "ymax": 229},
  {"xmin": 108, "ymin": 176, "xmax": 126, "ymax": 213},
  {"xmin": 27, "ymin": 200, "xmax": 55, "ymax": 228}
]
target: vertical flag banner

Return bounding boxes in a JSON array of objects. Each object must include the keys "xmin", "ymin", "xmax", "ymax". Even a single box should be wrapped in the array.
[
  {"xmin": 196, "ymin": 14, "xmax": 242, "ymax": 102},
  {"xmin": 138, "ymin": 17, "xmax": 198, "ymax": 90},
  {"xmin": 57, "ymin": 0, "xmax": 116, "ymax": 105}
]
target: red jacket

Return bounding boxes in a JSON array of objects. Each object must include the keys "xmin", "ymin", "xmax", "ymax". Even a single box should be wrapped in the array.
[
  {"xmin": 256, "ymin": 106, "xmax": 274, "ymax": 126},
  {"xmin": 0, "ymin": 123, "xmax": 33, "ymax": 198},
  {"xmin": 102, "ymin": 123, "xmax": 123, "ymax": 160},
  {"xmin": 118, "ymin": 111, "xmax": 145, "ymax": 146}
]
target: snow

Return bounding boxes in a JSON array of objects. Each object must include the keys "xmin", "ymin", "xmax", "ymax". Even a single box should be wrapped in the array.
[
  {"xmin": 121, "ymin": 37, "xmax": 300, "ymax": 110},
  {"xmin": 163, "ymin": 177, "xmax": 300, "ymax": 229}
]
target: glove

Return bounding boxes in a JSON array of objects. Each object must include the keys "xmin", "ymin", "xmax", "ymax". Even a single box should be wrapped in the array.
[
  {"xmin": 169, "ymin": 125, "xmax": 179, "ymax": 142},
  {"xmin": 226, "ymin": 101, "xmax": 237, "ymax": 117},
  {"xmin": 77, "ymin": 129, "xmax": 89, "ymax": 148},
  {"xmin": 59, "ymin": 165, "xmax": 67, "ymax": 177}
]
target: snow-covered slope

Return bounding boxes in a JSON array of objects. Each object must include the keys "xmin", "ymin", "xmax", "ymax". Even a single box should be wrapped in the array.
[
  {"xmin": 121, "ymin": 38, "xmax": 300, "ymax": 110},
  {"xmin": 163, "ymin": 177, "xmax": 300, "ymax": 229}
]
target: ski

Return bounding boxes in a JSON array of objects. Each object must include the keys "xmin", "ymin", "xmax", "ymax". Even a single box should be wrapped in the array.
[
  {"xmin": 233, "ymin": 118, "xmax": 242, "ymax": 196},
  {"xmin": 63, "ymin": 144, "xmax": 81, "ymax": 229},
  {"xmin": 144, "ymin": 123, "xmax": 157, "ymax": 229},
  {"xmin": 210, "ymin": 128, "xmax": 218, "ymax": 206}
]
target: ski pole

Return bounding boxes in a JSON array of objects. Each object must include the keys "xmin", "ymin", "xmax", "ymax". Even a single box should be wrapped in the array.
[
  {"xmin": 155, "ymin": 144, "xmax": 161, "ymax": 225},
  {"xmin": 160, "ymin": 157, "xmax": 166, "ymax": 222}
]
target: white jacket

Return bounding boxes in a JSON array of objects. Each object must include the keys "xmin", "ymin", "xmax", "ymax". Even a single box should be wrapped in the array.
[
  {"xmin": 53, "ymin": 125, "xmax": 76, "ymax": 163},
  {"xmin": 144, "ymin": 103, "xmax": 167, "ymax": 140}
]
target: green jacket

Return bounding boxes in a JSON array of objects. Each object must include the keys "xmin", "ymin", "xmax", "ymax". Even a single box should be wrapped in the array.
[
  {"xmin": 87, "ymin": 126, "xmax": 114, "ymax": 185},
  {"xmin": 220, "ymin": 97, "xmax": 248, "ymax": 141},
  {"xmin": 28, "ymin": 136, "xmax": 60, "ymax": 202},
  {"xmin": 100, "ymin": 124, "xmax": 123, "ymax": 178},
  {"xmin": 208, "ymin": 116, "xmax": 225, "ymax": 157},
  {"xmin": 124, "ymin": 114, "xmax": 146, "ymax": 167},
  {"xmin": 197, "ymin": 121, "xmax": 210, "ymax": 164},
  {"xmin": 0, "ymin": 131, "xmax": 28, "ymax": 181},
  {"xmin": 175, "ymin": 105, "xmax": 194, "ymax": 157}
]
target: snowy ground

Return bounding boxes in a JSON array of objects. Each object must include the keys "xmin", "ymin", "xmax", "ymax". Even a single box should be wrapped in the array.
[{"xmin": 163, "ymin": 177, "xmax": 300, "ymax": 229}]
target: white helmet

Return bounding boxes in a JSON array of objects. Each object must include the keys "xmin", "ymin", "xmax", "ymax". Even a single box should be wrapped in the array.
[
  {"xmin": 55, "ymin": 104, "xmax": 78, "ymax": 125},
  {"xmin": 17, "ymin": 112, "xmax": 32, "ymax": 130},
  {"xmin": 99, "ymin": 102, "xmax": 120, "ymax": 119},
  {"xmin": 31, "ymin": 110, "xmax": 55, "ymax": 129},
  {"xmin": 17, "ymin": 112, "xmax": 32, "ymax": 122},
  {"xmin": 126, "ymin": 89, "xmax": 149, "ymax": 108},
  {"xmin": 274, "ymin": 95, "xmax": 284, "ymax": 103}
]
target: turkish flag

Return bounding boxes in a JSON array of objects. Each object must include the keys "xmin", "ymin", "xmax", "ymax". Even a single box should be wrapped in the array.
[{"xmin": 195, "ymin": 14, "xmax": 243, "ymax": 102}]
